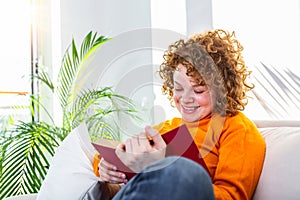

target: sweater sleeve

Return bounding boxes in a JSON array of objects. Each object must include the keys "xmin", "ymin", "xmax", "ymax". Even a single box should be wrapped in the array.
[
  {"xmin": 212, "ymin": 117, "xmax": 266, "ymax": 199},
  {"xmin": 93, "ymin": 152, "xmax": 101, "ymax": 177}
]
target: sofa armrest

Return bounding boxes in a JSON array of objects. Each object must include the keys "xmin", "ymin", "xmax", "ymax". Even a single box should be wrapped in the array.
[
  {"xmin": 254, "ymin": 120, "xmax": 300, "ymax": 128},
  {"xmin": 253, "ymin": 126, "xmax": 300, "ymax": 200}
]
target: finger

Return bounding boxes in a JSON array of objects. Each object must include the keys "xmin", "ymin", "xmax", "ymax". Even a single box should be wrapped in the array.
[
  {"xmin": 102, "ymin": 170, "xmax": 126, "ymax": 183},
  {"xmin": 124, "ymin": 138, "xmax": 133, "ymax": 153},
  {"xmin": 131, "ymin": 135, "xmax": 140, "ymax": 152},
  {"xmin": 100, "ymin": 158, "xmax": 123, "ymax": 178},
  {"xmin": 100, "ymin": 171, "xmax": 125, "ymax": 184},
  {"xmin": 100, "ymin": 158, "xmax": 117, "ymax": 171},
  {"xmin": 99, "ymin": 158, "xmax": 126, "ymax": 183},
  {"xmin": 145, "ymin": 126, "xmax": 166, "ymax": 149},
  {"xmin": 137, "ymin": 132, "xmax": 152, "ymax": 152}
]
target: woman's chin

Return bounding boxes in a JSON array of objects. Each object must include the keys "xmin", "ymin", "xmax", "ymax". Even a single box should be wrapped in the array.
[{"xmin": 181, "ymin": 114, "xmax": 200, "ymax": 123}]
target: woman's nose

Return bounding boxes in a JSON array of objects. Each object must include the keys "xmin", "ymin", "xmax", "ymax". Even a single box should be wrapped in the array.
[{"xmin": 181, "ymin": 90, "xmax": 195, "ymax": 103}]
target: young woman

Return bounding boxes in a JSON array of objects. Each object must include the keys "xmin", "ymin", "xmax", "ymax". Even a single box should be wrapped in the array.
[{"xmin": 94, "ymin": 29, "xmax": 266, "ymax": 200}]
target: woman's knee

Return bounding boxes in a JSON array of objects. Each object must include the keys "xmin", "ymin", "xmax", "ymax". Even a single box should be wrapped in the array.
[{"xmin": 143, "ymin": 156, "xmax": 211, "ymax": 184}]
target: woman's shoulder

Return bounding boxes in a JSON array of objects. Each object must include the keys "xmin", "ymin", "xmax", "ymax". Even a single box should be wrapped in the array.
[
  {"xmin": 222, "ymin": 111, "xmax": 262, "ymax": 138},
  {"xmin": 222, "ymin": 112, "xmax": 266, "ymax": 146},
  {"xmin": 225, "ymin": 111, "xmax": 256, "ymax": 128}
]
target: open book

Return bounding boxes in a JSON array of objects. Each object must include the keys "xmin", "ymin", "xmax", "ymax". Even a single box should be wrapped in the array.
[{"xmin": 92, "ymin": 124, "xmax": 208, "ymax": 180}]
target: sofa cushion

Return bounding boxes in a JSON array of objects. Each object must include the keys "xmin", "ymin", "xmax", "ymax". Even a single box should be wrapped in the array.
[
  {"xmin": 37, "ymin": 123, "xmax": 99, "ymax": 200},
  {"xmin": 253, "ymin": 127, "xmax": 300, "ymax": 200}
]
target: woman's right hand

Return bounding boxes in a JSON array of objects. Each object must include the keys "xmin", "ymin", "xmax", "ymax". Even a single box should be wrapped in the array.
[{"xmin": 98, "ymin": 158, "xmax": 127, "ymax": 184}]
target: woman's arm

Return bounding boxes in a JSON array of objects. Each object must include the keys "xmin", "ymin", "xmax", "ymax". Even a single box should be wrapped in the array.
[{"xmin": 212, "ymin": 119, "xmax": 266, "ymax": 199}]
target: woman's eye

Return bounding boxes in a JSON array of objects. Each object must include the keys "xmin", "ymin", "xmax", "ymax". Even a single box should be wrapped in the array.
[
  {"xmin": 174, "ymin": 88, "xmax": 183, "ymax": 92},
  {"xmin": 194, "ymin": 90, "xmax": 204, "ymax": 94}
]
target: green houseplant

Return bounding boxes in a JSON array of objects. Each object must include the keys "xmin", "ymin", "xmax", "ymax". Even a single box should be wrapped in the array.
[{"xmin": 0, "ymin": 31, "xmax": 140, "ymax": 199}]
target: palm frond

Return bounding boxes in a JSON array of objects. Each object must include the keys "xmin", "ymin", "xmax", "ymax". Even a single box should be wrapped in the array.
[
  {"xmin": 56, "ymin": 32, "xmax": 110, "ymax": 111},
  {"xmin": 29, "ymin": 95, "xmax": 55, "ymax": 124},
  {"xmin": 0, "ymin": 121, "xmax": 62, "ymax": 198},
  {"xmin": 87, "ymin": 116, "xmax": 121, "ymax": 141},
  {"xmin": 69, "ymin": 87, "xmax": 142, "ymax": 141},
  {"xmin": 33, "ymin": 66, "xmax": 55, "ymax": 93}
]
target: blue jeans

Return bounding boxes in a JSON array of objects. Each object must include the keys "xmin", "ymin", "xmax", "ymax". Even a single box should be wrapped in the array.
[{"xmin": 113, "ymin": 156, "xmax": 215, "ymax": 200}]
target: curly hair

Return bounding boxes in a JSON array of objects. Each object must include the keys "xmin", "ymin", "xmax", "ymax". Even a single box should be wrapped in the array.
[{"xmin": 159, "ymin": 29, "xmax": 254, "ymax": 116}]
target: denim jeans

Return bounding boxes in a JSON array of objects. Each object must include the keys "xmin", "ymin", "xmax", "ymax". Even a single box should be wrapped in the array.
[{"xmin": 113, "ymin": 156, "xmax": 215, "ymax": 200}]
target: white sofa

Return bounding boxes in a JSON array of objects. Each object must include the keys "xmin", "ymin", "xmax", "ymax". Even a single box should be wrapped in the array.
[
  {"xmin": 4, "ymin": 120, "xmax": 300, "ymax": 200},
  {"xmin": 252, "ymin": 120, "xmax": 300, "ymax": 200}
]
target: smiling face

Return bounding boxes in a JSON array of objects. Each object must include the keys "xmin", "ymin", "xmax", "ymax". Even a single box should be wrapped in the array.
[{"xmin": 173, "ymin": 64, "xmax": 213, "ymax": 122}]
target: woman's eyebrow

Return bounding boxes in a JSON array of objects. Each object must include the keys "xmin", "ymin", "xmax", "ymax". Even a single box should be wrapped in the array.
[
  {"xmin": 174, "ymin": 81, "xmax": 181, "ymax": 85},
  {"xmin": 192, "ymin": 84, "xmax": 203, "ymax": 88}
]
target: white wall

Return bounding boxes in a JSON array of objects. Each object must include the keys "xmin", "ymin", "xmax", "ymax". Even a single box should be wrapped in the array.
[
  {"xmin": 38, "ymin": 0, "xmax": 214, "ymax": 128},
  {"xmin": 186, "ymin": 0, "xmax": 213, "ymax": 36},
  {"xmin": 59, "ymin": 0, "xmax": 154, "ymax": 134},
  {"xmin": 60, "ymin": 0, "xmax": 151, "ymax": 49}
]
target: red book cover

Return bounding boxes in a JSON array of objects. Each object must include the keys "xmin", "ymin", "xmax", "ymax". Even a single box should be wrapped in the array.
[{"xmin": 92, "ymin": 124, "xmax": 208, "ymax": 180}]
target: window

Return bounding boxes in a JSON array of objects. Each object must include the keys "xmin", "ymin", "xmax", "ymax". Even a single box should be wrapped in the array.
[{"xmin": 0, "ymin": 1, "xmax": 33, "ymax": 127}]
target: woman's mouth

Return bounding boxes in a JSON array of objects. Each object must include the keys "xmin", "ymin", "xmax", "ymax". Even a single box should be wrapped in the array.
[{"xmin": 181, "ymin": 105, "xmax": 200, "ymax": 113}]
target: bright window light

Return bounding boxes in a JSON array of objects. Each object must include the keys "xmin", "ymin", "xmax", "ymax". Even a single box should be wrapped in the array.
[{"xmin": 0, "ymin": 1, "xmax": 32, "ymax": 123}]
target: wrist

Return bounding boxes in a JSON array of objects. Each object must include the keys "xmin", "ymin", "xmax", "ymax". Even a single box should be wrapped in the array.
[{"xmin": 106, "ymin": 183, "xmax": 122, "ymax": 198}]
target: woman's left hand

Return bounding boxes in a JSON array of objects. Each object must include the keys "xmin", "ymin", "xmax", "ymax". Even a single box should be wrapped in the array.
[{"xmin": 115, "ymin": 126, "xmax": 166, "ymax": 173}]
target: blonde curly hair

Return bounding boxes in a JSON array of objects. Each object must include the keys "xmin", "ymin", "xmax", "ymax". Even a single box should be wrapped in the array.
[{"xmin": 159, "ymin": 29, "xmax": 253, "ymax": 116}]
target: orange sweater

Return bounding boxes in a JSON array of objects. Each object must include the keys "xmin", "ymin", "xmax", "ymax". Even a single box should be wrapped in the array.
[
  {"xmin": 153, "ymin": 112, "xmax": 266, "ymax": 200},
  {"xmin": 93, "ymin": 112, "xmax": 265, "ymax": 199}
]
